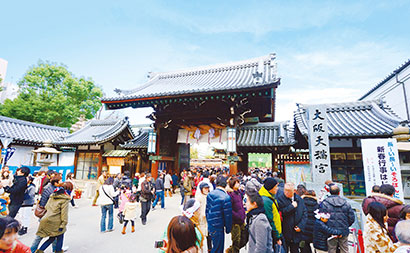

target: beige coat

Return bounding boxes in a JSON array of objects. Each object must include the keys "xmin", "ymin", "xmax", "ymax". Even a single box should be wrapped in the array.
[
  {"xmin": 364, "ymin": 215, "xmax": 398, "ymax": 253},
  {"xmin": 123, "ymin": 201, "xmax": 138, "ymax": 220},
  {"xmin": 36, "ymin": 193, "xmax": 70, "ymax": 238},
  {"xmin": 195, "ymin": 189, "xmax": 208, "ymax": 235}
]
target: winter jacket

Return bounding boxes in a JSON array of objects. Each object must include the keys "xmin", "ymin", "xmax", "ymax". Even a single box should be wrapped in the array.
[
  {"xmin": 320, "ymin": 195, "xmax": 355, "ymax": 237},
  {"xmin": 195, "ymin": 188, "xmax": 208, "ymax": 236},
  {"xmin": 140, "ymin": 179, "xmax": 153, "ymax": 202},
  {"xmin": 258, "ymin": 186, "xmax": 282, "ymax": 240},
  {"xmin": 22, "ymin": 183, "xmax": 36, "ymax": 207},
  {"xmin": 4, "ymin": 175, "xmax": 27, "ymax": 206},
  {"xmin": 206, "ymin": 187, "xmax": 232, "ymax": 233},
  {"xmin": 364, "ymin": 214, "xmax": 398, "ymax": 253},
  {"xmin": 2, "ymin": 240, "xmax": 30, "ymax": 253},
  {"xmin": 227, "ymin": 188, "xmax": 245, "ymax": 225},
  {"xmin": 183, "ymin": 177, "xmax": 194, "ymax": 196},
  {"xmin": 120, "ymin": 175, "xmax": 132, "ymax": 189},
  {"xmin": 36, "ymin": 193, "xmax": 70, "ymax": 238},
  {"xmin": 247, "ymin": 208, "xmax": 273, "ymax": 253},
  {"xmin": 302, "ymin": 195, "xmax": 319, "ymax": 242},
  {"xmin": 362, "ymin": 193, "xmax": 403, "ymax": 239},
  {"xmin": 313, "ymin": 219, "xmax": 342, "ymax": 251},
  {"xmin": 39, "ymin": 183, "xmax": 56, "ymax": 207},
  {"xmin": 277, "ymin": 190, "xmax": 307, "ymax": 243},
  {"xmin": 119, "ymin": 190, "xmax": 131, "ymax": 212},
  {"xmin": 164, "ymin": 174, "xmax": 172, "ymax": 189},
  {"xmin": 96, "ymin": 185, "xmax": 119, "ymax": 206},
  {"xmin": 155, "ymin": 177, "xmax": 164, "ymax": 191},
  {"xmin": 123, "ymin": 201, "xmax": 138, "ymax": 220},
  {"xmin": 171, "ymin": 174, "xmax": 178, "ymax": 186}
]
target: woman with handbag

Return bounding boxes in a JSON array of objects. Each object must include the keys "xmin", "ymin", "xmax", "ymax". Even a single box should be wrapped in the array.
[
  {"xmin": 96, "ymin": 177, "xmax": 119, "ymax": 233},
  {"xmin": 35, "ymin": 182, "xmax": 72, "ymax": 253}
]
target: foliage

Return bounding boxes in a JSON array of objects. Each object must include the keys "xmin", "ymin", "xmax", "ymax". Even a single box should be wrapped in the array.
[
  {"xmin": 0, "ymin": 61, "xmax": 103, "ymax": 127},
  {"xmin": 190, "ymin": 147, "xmax": 199, "ymax": 159}
]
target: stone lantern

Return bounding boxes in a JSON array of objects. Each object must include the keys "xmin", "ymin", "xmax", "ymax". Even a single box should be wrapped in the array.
[{"xmin": 33, "ymin": 140, "xmax": 61, "ymax": 171}]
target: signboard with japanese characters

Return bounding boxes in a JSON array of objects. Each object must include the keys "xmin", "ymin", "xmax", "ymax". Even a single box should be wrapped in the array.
[
  {"xmin": 307, "ymin": 105, "xmax": 332, "ymax": 183},
  {"xmin": 361, "ymin": 138, "xmax": 404, "ymax": 201}
]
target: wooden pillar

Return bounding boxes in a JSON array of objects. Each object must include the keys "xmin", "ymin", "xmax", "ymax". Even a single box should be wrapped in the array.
[
  {"xmin": 97, "ymin": 145, "xmax": 104, "ymax": 177},
  {"xmin": 238, "ymin": 151, "xmax": 249, "ymax": 174},
  {"xmin": 151, "ymin": 160, "xmax": 158, "ymax": 179},
  {"xmin": 136, "ymin": 153, "xmax": 141, "ymax": 173},
  {"xmin": 229, "ymin": 162, "xmax": 238, "ymax": 176},
  {"xmin": 271, "ymin": 152, "xmax": 278, "ymax": 172}
]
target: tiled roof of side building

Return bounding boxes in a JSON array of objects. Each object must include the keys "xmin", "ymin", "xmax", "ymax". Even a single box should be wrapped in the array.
[
  {"xmin": 54, "ymin": 117, "xmax": 133, "ymax": 145},
  {"xmin": 121, "ymin": 129, "xmax": 149, "ymax": 149},
  {"xmin": 0, "ymin": 116, "xmax": 69, "ymax": 145},
  {"xmin": 102, "ymin": 53, "xmax": 279, "ymax": 103},
  {"xmin": 294, "ymin": 100, "xmax": 402, "ymax": 138},
  {"xmin": 237, "ymin": 121, "xmax": 295, "ymax": 147},
  {"xmin": 359, "ymin": 58, "xmax": 410, "ymax": 100}
]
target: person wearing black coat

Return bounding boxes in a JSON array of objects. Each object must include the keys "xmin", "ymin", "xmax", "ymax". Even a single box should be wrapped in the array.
[
  {"xmin": 277, "ymin": 183, "xmax": 307, "ymax": 253},
  {"xmin": 301, "ymin": 191, "xmax": 319, "ymax": 253},
  {"xmin": 1, "ymin": 167, "xmax": 30, "ymax": 218}
]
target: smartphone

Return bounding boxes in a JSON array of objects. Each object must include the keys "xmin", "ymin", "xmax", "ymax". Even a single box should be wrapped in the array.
[{"xmin": 154, "ymin": 240, "xmax": 164, "ymax": 248}]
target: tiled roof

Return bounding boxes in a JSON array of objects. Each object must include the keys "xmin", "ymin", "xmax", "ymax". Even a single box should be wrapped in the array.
[
  {"xmin": 102, "ymin": 150, "xmax": 131, "ymax": 157},
  {"xmin": 0, "ymin": 116, "xmax": 69, "ymax": 146},
  {"xmin": 360, "ymin": 59, "xmax": 410, "ymax": 100},
  {"xmin": 102, "ymin": 53, "xmax": 279, "ymax": 103},
  {"xmin": 121, "ymin": 129, "xmax": 149, "ymax": 149},
  {"xmin": 237, "ymin": 121, "xmax": 295, "ymax": 147},
  {"xmin": 294, "ymin": 100, "xmax": 402, "ymax": 138},
  {"xmin": 54, "ymin": 117, "xmax": 133, "ymax": 145}
]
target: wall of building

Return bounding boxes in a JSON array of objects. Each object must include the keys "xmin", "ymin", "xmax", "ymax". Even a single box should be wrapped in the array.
[
  {"xmin": 361, "ymin": 64, "xmax": 410, "ymax": 121},
  {"xmin": 58, "ymin": 151, "xmax": 75, "ymax": 166}
]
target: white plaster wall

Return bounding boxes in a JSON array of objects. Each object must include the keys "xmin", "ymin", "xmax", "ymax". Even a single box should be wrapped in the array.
[
  {"xmin": 6, "ymin": 145, "xmax": 35, "ymax": 166},
  {"xmin": 58, "ymin": 152, "xmax": 75, "ymax": 166}
]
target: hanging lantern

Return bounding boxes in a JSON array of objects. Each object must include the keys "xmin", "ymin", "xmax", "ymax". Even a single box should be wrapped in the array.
[
  {"xmin": 227, "ymin": 127, "xmax": 236, "ymax": 153},
  {"xmin": 148, "ymin": 131, "xmax": 157, "ymax": 154}
]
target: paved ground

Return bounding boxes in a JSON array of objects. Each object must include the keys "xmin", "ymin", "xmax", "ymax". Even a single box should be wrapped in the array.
[{"xmin": 17, "ymin": 192, "xmax": 241, "ymax": 253}]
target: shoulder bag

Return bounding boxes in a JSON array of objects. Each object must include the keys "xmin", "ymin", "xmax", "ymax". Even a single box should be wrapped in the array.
[{"xmin": 101, "ymin": 185, "xmax": 118, "ymax": 206}]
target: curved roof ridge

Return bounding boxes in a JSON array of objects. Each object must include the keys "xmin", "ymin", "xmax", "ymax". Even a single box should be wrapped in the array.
[
  {"xmin": 360, "ymin": 58, "xmax": 410, "ymax": 100},
  {"xmin": 153, "ymin": 53, "xmax": 276, "ymax": 79},
  {"xmin": 0, "ymin": 116, "xmax": 68, "ymax": 132},
  {"xmin": 91, "ymin": 118, "xmax": 128, "ymax": 139}
]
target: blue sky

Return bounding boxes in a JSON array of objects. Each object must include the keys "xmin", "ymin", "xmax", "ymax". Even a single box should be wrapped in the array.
[{"xmin": 2, "ymin": 0, "xmax": 410, "ymax": 124}]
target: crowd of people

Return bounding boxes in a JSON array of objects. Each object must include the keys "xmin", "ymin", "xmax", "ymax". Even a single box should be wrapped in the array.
[
  {"xmin": 1, "ymin": 164, "xmax": 410, "ymax": 253},
  {"xmin": 153, "ymin": 167, "xmax": 410, "ymax": 253}
]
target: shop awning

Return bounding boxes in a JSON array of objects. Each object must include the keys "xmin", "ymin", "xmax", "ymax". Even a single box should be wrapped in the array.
[{"xmin": 103, "ymin": 150, "xmax": 131, "ymax": 157}]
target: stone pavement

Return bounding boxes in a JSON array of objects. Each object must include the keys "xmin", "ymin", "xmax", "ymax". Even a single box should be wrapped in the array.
[{"xmin": 17, "ymin": 192, "xmax": 243, "ymax": 252}]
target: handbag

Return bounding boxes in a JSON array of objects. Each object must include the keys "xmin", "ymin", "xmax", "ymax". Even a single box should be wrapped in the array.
[
  {"xmin": 101, "ymin": 185, "xmax": 118, "ymax": 206},
  {"xmin": 34, "ymin": 204, "xmax": 47, "ymax": 218}
]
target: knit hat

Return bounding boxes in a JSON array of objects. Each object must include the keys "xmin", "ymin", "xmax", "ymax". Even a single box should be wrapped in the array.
[
  {"xmin": 216, "ymin": 175, "xmax": 227, "ymax": 187},
  {"xmin": 263, "ymin": 177, "xmax": 278, "ymax": 191},
  {"xmin": 199, "ymin": 182, "xmax": 210, "ymax": 191}
]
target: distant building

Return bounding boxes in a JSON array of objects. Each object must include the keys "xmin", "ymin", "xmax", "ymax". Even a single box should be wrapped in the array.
[
  {"xmin": 0, "ymin": 58, "xmax": 19, "ymax": 103},
  {"xmin": 360, "ymin": 59, "xmax": 410, "ymax": 121}
]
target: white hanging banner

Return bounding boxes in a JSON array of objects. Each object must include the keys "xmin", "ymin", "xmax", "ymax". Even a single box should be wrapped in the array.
[
  {"xmin": 177, "ymin": 129, "xmax": 227, "ymax": 145},
  {"xmin": 361, "ymin": 138, "xmax": 404, "ymax": 201},
  {"xmin": 307, "ymin": 105, "xmax": 332, "ymax": 183}
]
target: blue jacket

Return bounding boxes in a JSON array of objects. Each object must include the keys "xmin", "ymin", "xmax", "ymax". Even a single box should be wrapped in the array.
[
  {"xmin": 313, "ymin": 219, "xmax": 342, "ymax": 251},
  {"xmin": 276, "ymin": 190, "xmax": 307, "ymax": 243},
  {"xmin": 320, "ymin": 195, "xmax": 355, "ymax": 236},
  {"xmin": 22, "ymin": 183, "xmax": 36, "ymax": 207},
  {"xmin": 155, "ymin": 177, "xmax": 164, "ymax": 191},
  {"xmin": 39, "ymin": 183, "xmax": 56, "ymax": 207},
  {"xmin": 206, "ymin": 188, "xmax": 232, "ymax": 233}
]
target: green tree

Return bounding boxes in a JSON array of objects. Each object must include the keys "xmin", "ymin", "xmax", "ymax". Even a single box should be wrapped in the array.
[{"xmin": 0, "ymin": 61, "xmax": 103, "ymax": 127}]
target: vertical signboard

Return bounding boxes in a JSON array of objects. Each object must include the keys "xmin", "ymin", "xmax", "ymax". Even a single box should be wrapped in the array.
[
  {"xmin": 307, "ymin": 105, "xmax": 332, "ymax": 183},
  {"xmin": 147, "ymin": 131, "xmax": 157, "ymax": 154},
  {"xmin": 362, "ymin": 138, "xmax": 404, "ymax": 201}
]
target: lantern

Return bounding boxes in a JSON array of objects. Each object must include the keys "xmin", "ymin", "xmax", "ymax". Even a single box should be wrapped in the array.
[
  {"xmin": 227, "ymin": 127, "xmax": 236, "ymax": 153},
  {"xmin": 148, "ymin": 131, "xmax": 157, "ymax": 154}
]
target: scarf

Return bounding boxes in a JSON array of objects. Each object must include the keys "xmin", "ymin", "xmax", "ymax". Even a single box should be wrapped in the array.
[
  {"xmin": 181, "ymin": 200, "xmax": 200, "ymax": 219},
  {"xmin": 246, "ymin": 206, "xmax": 265, "ymax": 226}
]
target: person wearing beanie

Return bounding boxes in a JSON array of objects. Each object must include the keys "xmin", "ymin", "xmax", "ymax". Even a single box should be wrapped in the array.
[
  {"xmin": 195, "ymin": 182, "xmax": 211, "ymax": 252},
  {"xmin": 206, "ymin": 175, "xmax": 232, "ymax": 253},
  {"xmin": 258, "ymin": 177, "xmax": 283, "ymax": 247}
]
